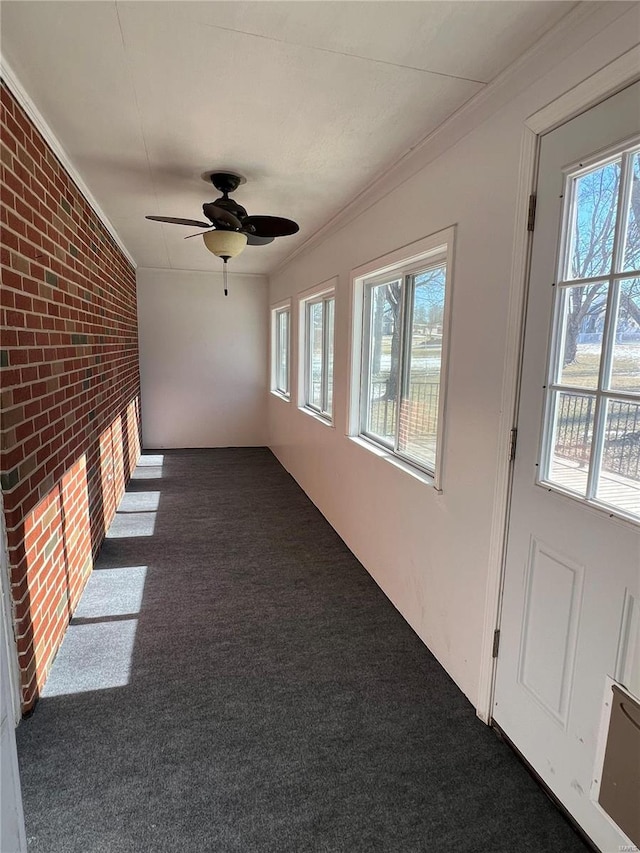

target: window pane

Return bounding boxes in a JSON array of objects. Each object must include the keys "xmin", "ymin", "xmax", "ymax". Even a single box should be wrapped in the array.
[
  {"xmin": 325, "ymin": 298, "xmax": 335, "ymax": 416},
  {"xmin": 596, "ymin": 399, "xmax": 640, "ymax": 519},
  {"xmin": 623, "ymin": 152, "xmax": 640, "ymax": 273},
  {"xmin": 610, "ymin": 279, "xmax": 640, "ymax": 393},
  {"xmin": 546, "ymin": 391, "xmax": 596, "ymax": 497},
  {"xmin": 557, "ymin": 283, "xmax": 608, "ymax": 389},
  {"xmin": 568, "ymin": 159, "xmax": 621, "ymax": 280},
  {"xmin": 276, "ymin": 310, "xmax": 289, "ymax": 393},
  {"xmin": 397, "ymin": 266, "xmax": 445, "ymax": 469},
  {"xmin": 308, "ymin": 301, "xmax": 323, "ymax": 409},
  {"xmin": 364, "ymin": 281, "xmax": 401, "ymax": 445}
]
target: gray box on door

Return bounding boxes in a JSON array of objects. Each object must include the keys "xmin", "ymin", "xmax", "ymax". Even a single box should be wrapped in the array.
[{"xmin": 598, "ymin": 684, "xmax": 640, "ymax": 847}]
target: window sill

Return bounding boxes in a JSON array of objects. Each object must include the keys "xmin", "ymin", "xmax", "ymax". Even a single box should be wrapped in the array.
[
  {"xmin": 270, "ymin": 390, "xmax": 290, "ymax": 403},
  {"xmin": 348, "ymin": 435, "xmax": 441, "ymax": 491},
  {"xmin": 299, "ymin": 406, "xmax": 334, "ymax": 428}
]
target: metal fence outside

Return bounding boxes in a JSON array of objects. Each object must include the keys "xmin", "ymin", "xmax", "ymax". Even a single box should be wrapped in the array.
[
  {"xmin": 555, "ymin": 394, "xmax": 640, "ymax": 480},
  {"xmin": 368, "ymin": 381, "xmax": 640, "ymax": 483}
]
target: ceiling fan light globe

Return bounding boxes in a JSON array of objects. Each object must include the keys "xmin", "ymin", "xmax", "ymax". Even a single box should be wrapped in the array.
[{"xmin": 203, "ymin": 230, "xmax": 247, "ymax": 259}]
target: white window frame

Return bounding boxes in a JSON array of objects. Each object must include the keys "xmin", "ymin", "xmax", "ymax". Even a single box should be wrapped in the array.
[
  {"xmin": 349, "ymin": 228, "xmax": 455, "ymax": 490},
  {"xmin": 270, "ymin": 300, "xmax": 291, "ymax": 400},
  {"xmin": 298, "ymin": 279, "xmax": 337, "ymax": 424}
]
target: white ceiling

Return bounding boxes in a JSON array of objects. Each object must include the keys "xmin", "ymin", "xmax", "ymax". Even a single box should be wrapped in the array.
[{"xmin": 1, "ymin": 1, "xmax": 576, "ymax": 275}]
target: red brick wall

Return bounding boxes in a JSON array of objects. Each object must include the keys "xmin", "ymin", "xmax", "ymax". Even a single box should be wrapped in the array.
[{"xmin": 0, "ymin": 81, "xmax": 141, "ymax": 713}]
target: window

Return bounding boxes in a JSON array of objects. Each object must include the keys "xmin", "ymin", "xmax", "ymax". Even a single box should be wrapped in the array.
[
  {"xmin": 301, "ymin": 289, "xmax": 335, "ymax": 421},
  {"xmin": 271, "ymin": 303, "xmax": 290, "ymax": 398},
  {"xmin": 540, "ymin": 139, "xmax": 640, "ymax": 522},
  {"xmin": 353, "ymin": 230, "xmax": 454, "ymax": 485}
]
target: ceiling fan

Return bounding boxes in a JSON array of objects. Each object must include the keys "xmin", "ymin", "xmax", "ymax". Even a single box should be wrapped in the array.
[{"xmin": 146, "ymin": 172, "xmax": 299, "ymax": 294}]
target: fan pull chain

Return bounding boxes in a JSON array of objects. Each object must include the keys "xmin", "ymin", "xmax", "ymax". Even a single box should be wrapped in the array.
[{"xmin": 223, "ymin": 257, "xmax": 229, "ymax": 296}]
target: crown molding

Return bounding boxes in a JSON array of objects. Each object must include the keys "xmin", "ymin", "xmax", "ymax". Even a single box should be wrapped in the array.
[
  {"xmin": 0, "ymin": 57, "xmax": 137, "ymax": 269},
  {"xmin": 136, "ymin": 266, "xmax": 267, "ymax": 281}
]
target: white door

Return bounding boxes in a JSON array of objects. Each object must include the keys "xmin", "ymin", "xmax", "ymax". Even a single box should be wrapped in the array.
[{"xmin": 493, "ymin": 81, "xmax": 640, "ymax": 853}]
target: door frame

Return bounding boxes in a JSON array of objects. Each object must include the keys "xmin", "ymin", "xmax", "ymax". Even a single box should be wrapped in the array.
[{"xmin": 476, "ymin": 45, "xmax": 640, "ymax": 724}]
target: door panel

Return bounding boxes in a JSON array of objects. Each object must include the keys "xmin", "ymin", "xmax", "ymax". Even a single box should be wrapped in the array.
[
  {"xmin": 518, "ymin": 537, "xmax": 583, "ymax": 726},
  {"xmin": 494, "ymin": 81, "xmax": 640, "ymax": 852}
]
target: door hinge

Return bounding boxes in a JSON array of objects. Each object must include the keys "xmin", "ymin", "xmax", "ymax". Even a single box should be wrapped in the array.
[
  {"xmin": 509, "ymin": 427, "xmax": 517, "ymax": 461},
  {"xmin": 527, "ymin": 194, "xmax": 537, "ymax": 232},
  {"xmin": 492, "ymin": 629, "xmax": 501, "ymax": 659}
]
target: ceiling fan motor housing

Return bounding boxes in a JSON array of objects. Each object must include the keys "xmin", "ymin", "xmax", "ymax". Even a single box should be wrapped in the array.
[{"xmin": 206, "ymin": 196, "xmax": 248, "ymax": 228}]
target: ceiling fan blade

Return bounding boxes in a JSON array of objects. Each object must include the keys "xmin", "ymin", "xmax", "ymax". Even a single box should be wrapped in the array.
[
  {"xmin": 202, "ymin": 203, "xmax": 242, "ymax": 230},
  {"xmin": 184, "ymin": 230, "xmax": 215, "ymax": 239},
  {"xmin": 246, "ymin": 234, "xmax": 275, "ymax": 246},
  {"xmin": 146, "ymin": 215, "xmax": 212, "ymax": 228},
  {"xmin": 242, "ymin": 215, "xmax": 299, "ymax": 238}
]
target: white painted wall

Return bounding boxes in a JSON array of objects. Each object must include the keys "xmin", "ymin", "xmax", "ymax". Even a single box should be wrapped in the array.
[
  {"xmin": 137, "ymin": 268, "xmax": 268, "ymax": 448},
  {"xmin": 268, "ymin": 4, "xmax": 640, "ymax": 708}
]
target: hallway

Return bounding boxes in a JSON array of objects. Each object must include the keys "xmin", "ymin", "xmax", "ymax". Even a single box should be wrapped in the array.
[{"xmin": 16, "ymin": 449, "xmax": 589, "ymax": 853}]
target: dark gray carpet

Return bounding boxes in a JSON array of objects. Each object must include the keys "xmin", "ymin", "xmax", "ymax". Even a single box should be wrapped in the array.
[{"xmin": 16, "ymin": 448, "xmax": 590, "ymax": 853}]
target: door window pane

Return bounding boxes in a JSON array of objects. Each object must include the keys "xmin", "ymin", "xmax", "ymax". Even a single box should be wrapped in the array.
[
  {"xmin": 557, "ymin": 283, "xmax": 608, "ymax": 389},
  {"xmin": 623, "ymin": 152, "xmax": 640, "ymax": 272},
  {"xmin": 568, "ymin": 159, "xmax": 621, "ymax": 280},
  {"xmin": 547, "ymin": 391, "xmax": 596, "ymax": 497},
  {"xmin": 364, "ymin": 280, "xmax": 401, "ymax": 445},
  {"xmin": 308, "ymin": 301, "xmax": 323, "ymax": 409},
  {"xmin": 596, "ymin": 399, "xmax": 640, "ymax": 517},
  {"xmin": 610, "ymin": 279, "xmax": 640, "ymax": 393},
  {"xmin": 541, "ymin": 141, "xmax": 640, "ymax": 521},
  {"xmin": 397, "ymin": 266, "xmax": 445, "ymax": 469}
]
